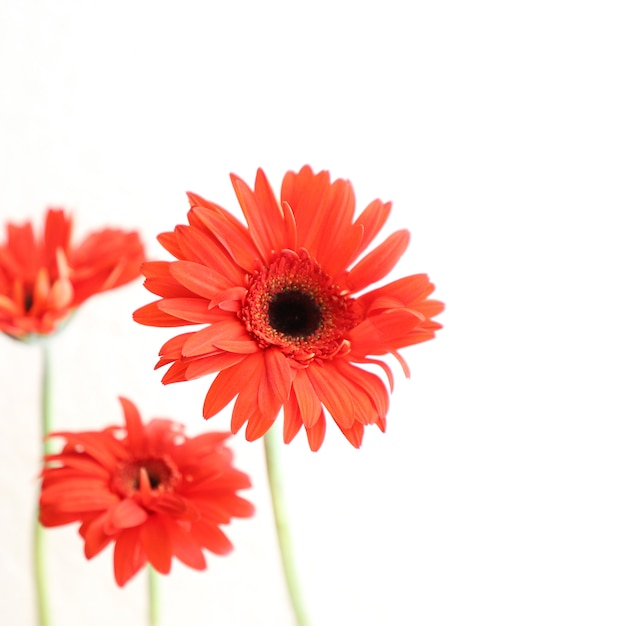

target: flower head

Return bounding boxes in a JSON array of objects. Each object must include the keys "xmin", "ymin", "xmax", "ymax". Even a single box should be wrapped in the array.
[
  {"xmin": 0, "ymin": 207, "xmax": 145, "ymax": 340},
  {"xmin": 39, "ymin": 397, "xmax": 254, "ymax": 587},
  {"xmin": 134, "ymin": 166, "xmax": 444, "ymax": 450}
]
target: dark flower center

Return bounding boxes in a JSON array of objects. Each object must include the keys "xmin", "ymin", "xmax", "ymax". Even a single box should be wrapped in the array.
[
  {"xmin": 23, "ymin": 290, "xmax": 34, "ymax": 313},
  {"xmin": 113, "ymin": 457, "xmax": 178, "ymax": 497},
  {"xmin": 241, "ymin": 249, "xmax": 362, "ymax": 362},
  {"xmin": 133, "ymin": 460, "xmax": 169, "ymax": 489},
  {"xmin": 268, "ymin": 290, "xmax": 322, "ymax": 338}
]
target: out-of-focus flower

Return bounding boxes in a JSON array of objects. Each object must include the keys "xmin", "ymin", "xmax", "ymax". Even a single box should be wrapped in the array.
[
  {"xmin": 39, "ymin": 397, "xmax": 254, "ymax": 587},
  {"xmin": 134, "ymin": 166, "xmax": 443, "ymax": 450},
  {"xmin": 0, "ymin": 207, "xmax": 145, "ymax": 339}
]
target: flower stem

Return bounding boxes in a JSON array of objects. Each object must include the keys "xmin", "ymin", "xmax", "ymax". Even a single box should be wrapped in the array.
[
  {"xmin": 148, "ymin": 566, "xmax": 159, "ymax": 626},
  {"xmin": 34, "ymin": 342, "xmax": 52, "ymax": 626},
  {"xmin": 263, "ymin": 427, "xmax": 311, "ymax": 626}
]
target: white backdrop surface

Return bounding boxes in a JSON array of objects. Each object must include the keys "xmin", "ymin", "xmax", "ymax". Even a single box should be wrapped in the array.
[{"xmin": 1, "ymin": 1, "xmax": 625, "ymax": 625}]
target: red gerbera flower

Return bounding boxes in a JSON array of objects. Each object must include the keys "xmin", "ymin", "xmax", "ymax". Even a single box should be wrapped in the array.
[
  {"xmin": 0, "ymin": 207, "xmax": 145, "ymax": 339},
  {"xmin": 39, "ymin": 397, "xmax": 254, "ymax": 587},
  {"xmin": 134, "ymin": 166, "xmax": 444, "ymax": 450}
]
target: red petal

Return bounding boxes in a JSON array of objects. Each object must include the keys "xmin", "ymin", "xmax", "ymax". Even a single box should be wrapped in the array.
[
  {"xmin": 111, "ymin": 498, "xmax": 148, "ymax": 529},
  {"xmin": 304, "ymin": 413, "xmax": 326, "ymax": 451},
  {"xmin": 140, "ymin": 515, "xmax": 172, "ymax": 574},
  {"xmin": 192, "ymin": 495, "xmax": 255, "ymax": 523},
  {"xmin": 292, "ymin": 369, "xmax": 322, "ymax": 428},
  {"xmin": 306, "ymin": 363, "xmax": 354, "ymax": 429},
  {"xmin": 336, "ymin": 420, "xmax": 365, "ymax": 448},
  {"xmin": 359, "ymin": 274, "xmax": 429, "ymax": 308},
  {"xmin": 349, "ymin": 310, "xmax": 426, "ymax": 356},
  {"xmin": 182, "ymin": 320, "xmax": 257, "ymax": 357},
  {"xmin": 191, "ymin": 520, "xmax": 234, "ymax": 555},
  {"xmin": 39, "ymin": 506, "xmax": 79, "ymax": 528},
  {"xmin": 44, "ymin": 208, "xmax": 72, "ymax": 260},
  {"xmin": 119, "ymin": 397, "xmax": 145, "ymax": 457},
  {"xmin": 160, "ymin": 361, "xmax": 191, "ymax": 383},
  {"xmin": 42, "ymin": 453, "xmax": 110, "ymax": 480},
  {"xmin": 175, "ymin": 224, "xmax": 245, "ymax": 286},
  {"xmin": 323, "ymin": 222, "xmax": 364, "ymax": 279},
  {"xmin": 229, "ymin": 353, "xmax": 280, "ymax": 438},
  {"xmin": 244, "ymin": 409, "xmax": 277, "ymax": 441},
  {"xmin": 334, "ymin": 360, "xmax": 389, "ymax": 420},
  {"xmin": 190, "ymin": 468, "xmax": 252, "ymax": 493},
  {"xmin": 134, "ymin": 301, "xmax": 193, "ymax": 327},
  {"xmin": 114, "ymin": 527, "xmax": 146, "ymax": 587},
  {"xmin": 280, "ymin": 167, "xmax": 331, "ymax": 256},
  {"xmin": 261, "ymin": 348, "xmax": 292, "ymax": 405},
  {"xmin": 351, "ymin": 199, "xmax": 392, "ymax": 262},
  {"xmin": 307, "ymin": 361, "xmax": 381, "ymax": 427},
  {"xmin": 184, "ymin": 352, "xmax": 248, "ymax": 381},
  {"xmin": 231, "ymin": 387, "xmax": 260, "ymax": 435},
  {"xmin": 51, "ymin": 431, "xmax": 126, "ymax": 470},
  {"xmin": 191, "ymin": 205, "xmax": 258, "ymax": 273},
  {"xmin": 151, "ymin": 493, "xmax": 190, "ymax": 516},
  {"xmin": 347, "ymin": 229, "xmax": 410, "ymax": 293},
  {"xmin": 141, "ymin": 261, "xmax": 194, "ymax": 298},
  {"xmin": 40, "ymin": 483, "xmax": 120, "ymax": 512},
  {"xmin": 202, "ymin": 359, "xmax": 248, "ymax": 419},
  {"xmin": 231, "ymin": 171, "xmax": 282, "ymax": 262},
  {"xmin": 170, "ymin": 260, "xmax": 230, "ymax": 299},
  {"xmin": 165, "ymin": 518, "xmax": 206, "ymax": 570},
  {"xmin": 310, "ymin": 177, "xmax": 356, "ymax": 270},
  {"xmin": 157, "ymin": 298, "xmax": 224, "ymax": 324},
  {"xmin": 156, "ymin": 231, "xmax": 182, "ymax": 258},
  {"xmin": 283, "ymin": 394, "xmax": 303, "ymax": 444},
  {"xmin": 82, "ymin": 513, "xmax": 115, "ymax": 559}
]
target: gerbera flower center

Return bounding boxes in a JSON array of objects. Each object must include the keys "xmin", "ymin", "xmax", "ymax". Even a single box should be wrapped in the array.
[
  {"xmin": 241, "ymin": 249, "xmax": 362, "ymax": 362},
  {"xmin": 113, "ymin": 457, "xmax": 179, "ymax": 497},
  {"xmin": 23, "ymin": 290, "xmax": 34, "ymax": 313},
  {"xmin": 267, "ymin": 290, "xmax": 322, "ymax": 337}
]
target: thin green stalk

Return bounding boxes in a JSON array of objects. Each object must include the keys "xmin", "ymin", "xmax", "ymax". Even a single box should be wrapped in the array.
[
  {"xmin": 148, "ymin": 566, "xmax": 159, "ymax": 626},
  {"xmin": 34, "ymin": 342, "xmax": 52, "ymax": 626},
  {"xmin": 263, "ymin": 427, "xmax": 311, "ymax": 626}
]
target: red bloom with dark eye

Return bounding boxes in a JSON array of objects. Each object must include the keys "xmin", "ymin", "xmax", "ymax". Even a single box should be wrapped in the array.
[
  {"xmin": 39, "ymin": 397, "xmax": 254, "ymax": 587},
  {"xmin": 134, "ymin": 166, "xmax": 444, "ymax": 450},
  {"xmin": 0, "ymin": 208, "xmax": 145, "ymax": 339}
]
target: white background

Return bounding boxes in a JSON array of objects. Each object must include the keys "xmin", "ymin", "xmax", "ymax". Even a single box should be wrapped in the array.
[{"xmin": 1, "ymin": 1, "xmax": 625, "ymax": 625}]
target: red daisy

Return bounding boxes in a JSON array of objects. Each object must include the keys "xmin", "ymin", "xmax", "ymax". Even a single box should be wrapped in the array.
[
  {"xmin": 39, "ymin": 397, "xmax": 254, "ymax": 587},
  {"xmin": 0, "ymin": 207, "xmax": 145, "ymax": 339},
  {"xmin": 134, "ymin": 166, "xmax": 444, "ymax": 450}
]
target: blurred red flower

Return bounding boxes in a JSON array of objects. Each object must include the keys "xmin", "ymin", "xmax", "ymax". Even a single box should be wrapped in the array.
[
  {"xmin": 39, "ymin": 397, "xmax": 254, "ymax": 587},
  {"xmin": 134, "ymin": 166, "xmax": 444, "ymax": 450},
  {"xmin": 0, "ymin": 207, "xmax": 145, "ymax": 339}
]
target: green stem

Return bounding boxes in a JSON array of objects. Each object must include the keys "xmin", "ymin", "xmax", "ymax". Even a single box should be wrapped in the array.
[
  {"xmin": 148, "ymin": 566, "xmax": 159, "ymax": 626},
  {"xmin": 263, "ymin": 427, "xmax": 311, "ymax": 626},
  {"xmin": 34, "ymin": 341, "xmax": 52, "ymax": 626}
]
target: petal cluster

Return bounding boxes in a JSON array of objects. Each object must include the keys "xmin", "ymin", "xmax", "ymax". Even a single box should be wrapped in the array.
[
  {"xmin": 39, "ymin": 397, "xmax": 254, "ymax": 586},
  {"xmin": 134, "ymin": 166, "xmax": 444, "ymax": 450},
  {"xmin": 0, "ymin": 208, "xmax": 145, "ymax": 339}
]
